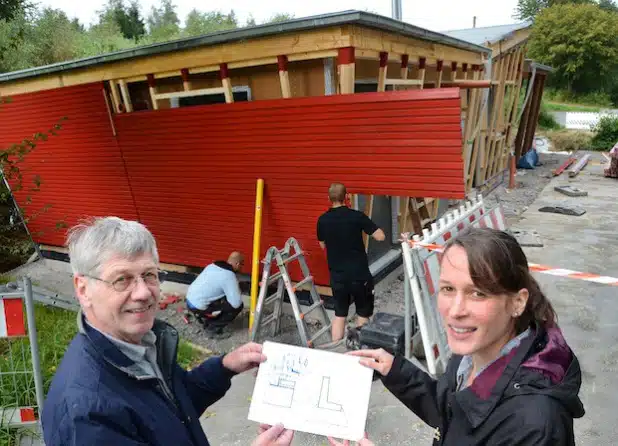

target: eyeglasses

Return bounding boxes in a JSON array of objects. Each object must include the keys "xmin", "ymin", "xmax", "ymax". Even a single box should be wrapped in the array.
[{"xmin": 85, "ymin": 270, "xmax": 168, "ymax": 292}]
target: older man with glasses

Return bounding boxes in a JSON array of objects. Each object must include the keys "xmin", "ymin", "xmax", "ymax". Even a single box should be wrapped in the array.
[{"xmin": 41, "ymin": 217, "xmax": 294, "ymax": 446}]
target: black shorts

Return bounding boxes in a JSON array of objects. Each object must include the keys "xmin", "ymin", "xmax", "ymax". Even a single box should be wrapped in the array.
[{"xmin": 330, "ymin": 278, "xmax": 375, "ymax": 318}]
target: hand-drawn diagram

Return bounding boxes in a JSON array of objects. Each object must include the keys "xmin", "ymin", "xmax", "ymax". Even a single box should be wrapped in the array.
[
  {"xmin": 265, "ymin": 376, "xmax": 295, "ymax": 408},
  {"xmin": 249, "ymin": 341, "xmax": 373, "ymax": 441},
  {"xmin": 263, "ymin": 353, "xmax": 308, "ymax": 408},
  {"xmin": 315, "ymin": 376, "xmax": 347, "ymax": 426}
]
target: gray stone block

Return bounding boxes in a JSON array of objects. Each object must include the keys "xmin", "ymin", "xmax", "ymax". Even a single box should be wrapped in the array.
[
  {"xmin": 507, "ymin": 228, "xmax": 544, "ymax": 247},
  {"xmin": 554, "ymin": 185, "xmax": 588, "ymax": 197},
  {"xmin": 538, "ymin": 204, "xmax": 586, "ymax": 216}
]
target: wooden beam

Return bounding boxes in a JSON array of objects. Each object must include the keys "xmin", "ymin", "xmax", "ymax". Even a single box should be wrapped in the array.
[
  {"xmin": 363, "ymin": 195, "xmax": 374, "ymax": 252},
  {"xmin": 153, "ymin": 87, "xmax": 226, "ymax": 101},
  {"xmin": 0, "ymin": 26, "xmax": 351, "ymax": 97},
  {"xmin": 108, "ymin": 80, "xmax": 121, "ymax": 113},
  {"xmin": 464, "ymin": 66, "xmax": 483, "ymax": 190},
  {"xmin": 348, "ymin": 25, "xmax": 486, "ymax": 65},
  {"xmin": 400, "ymin": 54, "xmax": 409, "ymax": 81},
  {"xmin": 429, "ymin": 80, "xmax": 491, "ymax": 88},
  {"xmin": 219, "ymin": 63, "xmax": 234, "ymax": 103},
  {"xmin": 277, "ymin": 55, "xmax": 291, "ymax": 98},
  {"xmin": 486, "ymin": 28, "xmax": 531, "ymax": 57},
  {"xmin": 180, "ymin": 68, "xmax": 191, "ymax": 91},
  {"xmin": 377, "ymin": 51, "xmax": 388, "ymax": 92},
  {"xmin": 451, "ymin": 62, "xmax": 458, "ymax": 82},
  {"xmin": 338, "ymin": 47, "xmax": 355, "ymax": 94},
  {"xmin": 102, "ymin": 88, "xmax": 117, "ymax": 136},
  {"xmin": 118, "ymin": 79, "xmax": 133, "ymax": 113},
  {"xmin": 146, "ymin": 74, "xmax": 158, "ymax": 110},
  {"xmin": 387, "ymin": 79, "xmax": 424, "ymax": 86},
  {"xmin": 418, "ymin": 57, "xmax": 427, "ymax": 88},
  {"xmin": 436, "ymin": 60, "xmax": 443, "ymax": 88}
]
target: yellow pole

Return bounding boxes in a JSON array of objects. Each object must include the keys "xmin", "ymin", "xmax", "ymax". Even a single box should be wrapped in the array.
[{"xmin": 249, "ymin": 178, "xmax": 264, "ymax": 331}]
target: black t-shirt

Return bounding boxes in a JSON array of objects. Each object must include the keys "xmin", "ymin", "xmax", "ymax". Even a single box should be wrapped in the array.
[{"xmin": 316, "ymin": 206, "xmax": 379, "ymax": 282}]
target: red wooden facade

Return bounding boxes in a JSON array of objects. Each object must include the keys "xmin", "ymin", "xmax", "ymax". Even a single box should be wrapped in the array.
[{"xmin": 0, "ymin": 82, "xmax": 463, "ymax": 285}]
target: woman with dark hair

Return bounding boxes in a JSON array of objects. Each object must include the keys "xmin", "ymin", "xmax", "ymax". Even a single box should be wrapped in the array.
[{"xmin": 329, "ymin": 228, "xmax": 585, "ymax": 446}]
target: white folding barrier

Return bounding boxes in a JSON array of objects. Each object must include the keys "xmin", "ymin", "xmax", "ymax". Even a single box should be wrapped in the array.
[{"xmin": 401, "ymin": 195, "xmax": 507, "ymax": 377}]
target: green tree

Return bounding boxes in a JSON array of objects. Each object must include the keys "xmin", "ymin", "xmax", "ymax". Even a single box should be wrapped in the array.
[
  {"xmin": 245, "ymin": 14, "xmax": 256, "ymax": 27},
  {"xmin": 514, "ymin": 0, "xmax": 595, "ymax": 20},
  {"xmin": 74, "ymin": 19, "xmax": 137, "ymax": 57},
  {"xmin": 598, "ymin": 0, "xmax": 618, "ymax": 11},
  {"xmin": 98, "ymin": 0, "xmax": 145, "ymax": 41},
  {"xmin": 146, "ymin": 0, "xmax": 180, "ymax": 42},
  {"xmin": 182, "ymin": 9, "xmax": 237, "ymax": 37},
  {"xmin": 263, "ymin": 13, "xmax": 295, "ymax": 24},
  {"xmin": 0, "ymin": 0, "xmax": 27, "ymax": 21},
  {"xmin": 528, "ymin": 3, "xmax": 618, "ymax": 92},
  {"xmin": 28, "ymin": 8, "xmax": 80, "ymax": 66}
]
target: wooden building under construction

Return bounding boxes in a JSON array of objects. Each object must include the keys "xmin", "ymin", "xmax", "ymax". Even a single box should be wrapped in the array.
[{"xmin": 0, "ymin": 11, "xmax": 547, "ymax": 290}]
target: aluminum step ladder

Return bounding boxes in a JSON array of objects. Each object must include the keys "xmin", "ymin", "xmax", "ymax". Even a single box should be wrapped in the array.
[{"xmin": 250, "ymin": 237, "xmax": 332, "ymax": 348}]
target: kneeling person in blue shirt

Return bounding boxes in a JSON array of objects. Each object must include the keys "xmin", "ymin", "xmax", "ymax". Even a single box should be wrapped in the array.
[{"xmin": 186, "ymin": 251, "xmax": 245, "ymax": 337}]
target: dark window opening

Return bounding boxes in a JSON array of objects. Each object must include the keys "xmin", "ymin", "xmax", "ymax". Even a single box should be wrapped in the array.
[{"xmin": 178, "ymin": 90, "xmax": 249, "ymax": 107}]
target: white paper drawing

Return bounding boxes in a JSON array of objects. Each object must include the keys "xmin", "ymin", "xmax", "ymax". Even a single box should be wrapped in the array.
[{"xmin": 248, "ymin": 341, "xmax": 373, "ymax": 441}]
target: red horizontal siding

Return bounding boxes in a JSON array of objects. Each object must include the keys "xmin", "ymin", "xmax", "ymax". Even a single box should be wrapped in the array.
[
  {"xmin": 0, "ymin": 83, "xmax": 138, "ymax": 246},
  {"xmin": 2, "ymin": 84, "xmax": 463, "ymax": 286},
  {"xmin": 113, "ymin": 88, "xmax": 463, "ymax": 284}
]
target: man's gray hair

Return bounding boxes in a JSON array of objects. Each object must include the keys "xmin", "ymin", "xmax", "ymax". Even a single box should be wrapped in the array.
[{"xmin": 66, "ymin": 217, "xmax": 159, "ymax": 275}]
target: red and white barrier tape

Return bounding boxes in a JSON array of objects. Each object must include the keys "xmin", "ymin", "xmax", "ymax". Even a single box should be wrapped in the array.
[{"xmin": 407, "ymin": 240, "xmax": 618, "ymax": 287}]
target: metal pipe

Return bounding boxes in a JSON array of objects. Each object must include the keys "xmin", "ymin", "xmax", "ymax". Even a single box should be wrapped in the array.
[
  {"xmin": 404, "ymin": 265, "xmax": 412, "ymax": 358},
  {"xmin": 23, "ymin": 277, "xmax": 45, "ymax": 416},
  {"xmin": 392, "ymin": 0, "xmax": 402, "ymax": 20},
  {"xmin": 249, "ymin": 178, "xmax": 265, "ymax": 331}
]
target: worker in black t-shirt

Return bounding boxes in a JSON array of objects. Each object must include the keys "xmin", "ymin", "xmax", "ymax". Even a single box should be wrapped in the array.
[{"xmin": 316, "ymin": 183, "xmax": 386, "ymax": 342}]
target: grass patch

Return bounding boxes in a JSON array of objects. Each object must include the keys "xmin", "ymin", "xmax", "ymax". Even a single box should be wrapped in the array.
[
  {"xmin": 0, "ymin": 304, "xmax": 208, "ymax": 444},
  {"xmin": 543, "ymin": 101, "xmax": 602, "ymax": 113},
  {"xmin": 542, "ymin": 129, "xmax": 593, "ymax": 152},
  {"xmin": 0, "ymin": 276, "xmax": 15, "ymax": 285}
]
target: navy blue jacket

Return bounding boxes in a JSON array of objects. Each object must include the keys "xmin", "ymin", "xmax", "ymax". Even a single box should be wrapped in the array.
[{"xmin": 41, "ymin": 315, "xmax": 235, "ymax": 445}]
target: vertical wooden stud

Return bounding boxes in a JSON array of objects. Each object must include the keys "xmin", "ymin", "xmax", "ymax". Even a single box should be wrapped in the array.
[
  {"xmin": 418, "ymin": 57, "xmax": 426, "ymax": 90},
  {"xmin": 147, "ymin": 74, "xmax": 158, "ymax": 111},
  {"xmin": 108, "ymin": 80, "xmax": 121, "ymax": 113},
  {"xmin": 338, "ymin": 47, "xmax": 356, "ymax": 94},
  {"xmin": 377, "ymin": 51, "xmax": 388, "ymax": 92},
  {"xmin": 118, "ymin": 79, "xmax": 133, "ymax": 113},
  {"xmin": 219, "ymin": 63, "xmax": 234, "ymax": 103},
  {"xmin": 436, "ymin": 60, "xmax": 444, "ymax": 88},
  {"xmin": 277, "ymin": 55, "xmax": 291, "ymax": 98},
  {"xmin": 181, "ymin": 68, "xmax": 191, "ymax": 91},
  {"xmin": 400, "ymin": 54, "xmax": 409, "ymax": 81}
]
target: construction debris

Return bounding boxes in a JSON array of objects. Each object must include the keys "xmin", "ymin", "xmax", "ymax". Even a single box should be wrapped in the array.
[
  {"xmin": 539, "ymin": 204, "xmax": 586, "ymax": 216},
  {"xmin": 604, "ymin": 148, "xmax": 618, "ymax": 178},
  {"xmin": 554, "ymin": 185, "xmax": 588, "ymax": 197},
  {"xmin": 568, "ymin": 154, "xmax": 591, "ymax": 178},
  {"xmin": 159, "ymin": 293, "xmax": 181, "ymax": 310},
  {"xmin": 552, "ymin": 156, "xmax": 576, "ymax": 176}
]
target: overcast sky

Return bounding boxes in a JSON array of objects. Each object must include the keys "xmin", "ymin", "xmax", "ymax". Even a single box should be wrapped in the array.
[{"xmin": 37, "ymin": 0, "xmax": 520, "ymax": 32}]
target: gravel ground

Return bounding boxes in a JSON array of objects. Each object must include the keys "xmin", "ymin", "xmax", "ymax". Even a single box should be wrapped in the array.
[
  {"xmin": 483, "ymin": 152, "xmax": 569, "ymax": 224},
  {"xmin": 155, "ymin": 296, "xmax": 332, "ymax": 355}
]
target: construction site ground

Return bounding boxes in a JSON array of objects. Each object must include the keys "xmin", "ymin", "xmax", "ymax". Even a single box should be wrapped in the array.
[{"xmin": 5, "ymin": 151, "xmax": 616, "ymax": 445}]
